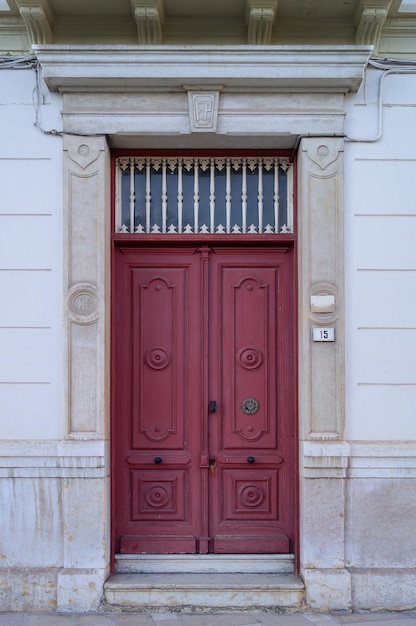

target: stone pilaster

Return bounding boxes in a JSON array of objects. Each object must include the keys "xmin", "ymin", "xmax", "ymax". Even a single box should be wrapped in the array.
[
  {"xmin": 298, "ymin": 137, "xmax": 350, "ymax": 610},
  {"xmin": 63, "ymin": 135, "xmax": 111, "ymax": 440}
]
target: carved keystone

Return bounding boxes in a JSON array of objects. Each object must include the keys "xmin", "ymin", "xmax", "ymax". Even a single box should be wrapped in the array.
[{"xmin": 187, "ymin": 90, "xmax": 220, "ymax": 133}]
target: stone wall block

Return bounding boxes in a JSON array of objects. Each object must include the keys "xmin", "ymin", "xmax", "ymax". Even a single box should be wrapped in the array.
[
  {"xmin": 57, "ymin": 568, "xmax": 106, "ymax": 612},
  {"xmin": 0, "ymin": 568, "xmax": 58, "ymax": 612},
  {"xmin": 0, "ymin": 477, "xmax": 63, "ymax": 568},
  {"xmin": 302, "ymin": 568, "xmax": 352, "ymax": 611},
  {"xmin": 300, "ymin": 477, "xmax": 346, "ymax": 570},
  {"xmin": 62, "ymin": 477, "xmax": 109, "ymax": 570}
]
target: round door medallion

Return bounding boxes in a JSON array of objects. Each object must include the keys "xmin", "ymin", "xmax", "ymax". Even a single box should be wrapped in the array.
[{"xmin": 241, "ymin": 398, "xmax": 259, "ymax": 415}]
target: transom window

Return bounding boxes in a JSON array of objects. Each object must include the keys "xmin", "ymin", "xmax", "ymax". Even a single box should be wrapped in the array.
[{"xmin": 115, "ymin": 156, "xmax": 294, "ymax": 235}]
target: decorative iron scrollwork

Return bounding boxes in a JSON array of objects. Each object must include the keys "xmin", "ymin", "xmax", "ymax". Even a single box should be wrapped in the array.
[{"xmin": 241, "ymin": 398, "xmax": 259, "ymax": 415}]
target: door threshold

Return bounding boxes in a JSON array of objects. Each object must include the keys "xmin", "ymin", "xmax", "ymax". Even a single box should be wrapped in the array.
[{"xmin": 115, "ymin": 553, "xmax": 295, "ymax": 574}]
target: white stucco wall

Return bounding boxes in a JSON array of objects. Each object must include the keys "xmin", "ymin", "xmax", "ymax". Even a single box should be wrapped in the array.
[
  {"xmin": 0, "ymin": 68, "xmax": 64, "ymax": 439},
  {"xmin": 344, "ymin": 68, "xmax": 416, "ymax": 441}
]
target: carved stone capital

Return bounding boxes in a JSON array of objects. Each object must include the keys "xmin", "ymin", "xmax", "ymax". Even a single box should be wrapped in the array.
[
  {"xmin": 246, "ymin": 0, "xmax": 278, "ymax": 44},
  {"xmin": 355, "ymin": 0, "xmax": 392, "ymax": 49},
  {"xmin": 16, "ymin": 0, "xmax": 53, "ymax": 45},
  {"xmin": 131, "ymin": 0, "xmax": 165, "ymax": 44}
]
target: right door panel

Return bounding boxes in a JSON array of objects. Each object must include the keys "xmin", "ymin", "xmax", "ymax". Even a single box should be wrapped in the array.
[{"xmin": 208, "ymin": 247, "xmax": 296, "ymax": 554}]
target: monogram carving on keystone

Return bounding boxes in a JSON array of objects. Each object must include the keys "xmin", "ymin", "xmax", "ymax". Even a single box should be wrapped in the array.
[
  {"xmin": 68, "ymin": 283, "xmax": 98, "ymax": 324},
  {"xmin": 187, "ymin": 90, "xmax": 220, "ymax": 133}
]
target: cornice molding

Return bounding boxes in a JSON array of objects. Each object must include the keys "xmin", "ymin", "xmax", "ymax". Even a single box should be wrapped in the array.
[{"xmin": 34, "ymin": 45, "xmax": 372, "ymax": 94}]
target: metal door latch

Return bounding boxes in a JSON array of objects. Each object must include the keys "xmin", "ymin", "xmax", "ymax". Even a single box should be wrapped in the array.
[{"xmin": 209, "ymin": 400, "xmax": 217, "ymax": 413}]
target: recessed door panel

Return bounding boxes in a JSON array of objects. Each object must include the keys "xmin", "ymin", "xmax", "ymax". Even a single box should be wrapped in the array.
[
  {"xmin": 208, "ymin": 248, "xmax": 294, "ymax": 554},
  {"xmin": 114, "ymin": 248, "xmax": 202, "ymax": 554},
  {"xmin": 131, "ymin": 268, "xmax": 187, "ymax": 449},
  {"xmin": 113, "ymin": 245, "xmax": 295, "ymax": 555}
]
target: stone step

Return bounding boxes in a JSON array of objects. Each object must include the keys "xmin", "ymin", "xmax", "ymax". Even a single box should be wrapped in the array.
[
  {"xmin": 104, "ymin": 572, "xmax": 305, "ymax": 612},
  {"xmin": 115, "ymin": 553, "xmax": 295, "ymax": 574}
]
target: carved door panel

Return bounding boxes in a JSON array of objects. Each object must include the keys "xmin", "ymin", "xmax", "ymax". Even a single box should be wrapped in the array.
[
  {"xmin": 208, "ymin": 248, "xmax": 295, "ymax": 553},
  {"xmin": 114, "ymin": 248, "xmax": 203, "ymax": 554},
  {"xmin": 113, "ymin": 245, "xmax": 295, "ymax": 555}
]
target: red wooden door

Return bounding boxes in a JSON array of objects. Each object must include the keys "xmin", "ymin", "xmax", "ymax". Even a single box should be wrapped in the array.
[{"xmin": 113, "ymin": 245, "xmax": 295, "ymax": 555}]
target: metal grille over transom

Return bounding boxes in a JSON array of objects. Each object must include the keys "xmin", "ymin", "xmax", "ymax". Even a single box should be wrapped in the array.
[{"xmin": 116, "ymin": 156, "xmax": 294, "ymax": 234}]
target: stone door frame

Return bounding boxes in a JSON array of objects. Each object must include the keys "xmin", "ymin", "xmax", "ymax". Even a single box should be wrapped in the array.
[{"xmin": 36, "ymin": 44, "xmax": 371, "ymax": 611}]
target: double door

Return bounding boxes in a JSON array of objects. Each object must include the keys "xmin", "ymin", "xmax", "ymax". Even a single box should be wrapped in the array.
[{"xmin": 113, "ymin": 245, "xmax": 296, "ymax": 554}]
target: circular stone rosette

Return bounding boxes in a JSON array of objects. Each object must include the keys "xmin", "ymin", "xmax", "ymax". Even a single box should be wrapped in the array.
[{"xmin": 68, "ymin": 283, "xmax": 99, "ymax": 324}]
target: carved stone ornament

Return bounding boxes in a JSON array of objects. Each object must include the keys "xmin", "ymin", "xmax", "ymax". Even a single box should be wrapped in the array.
[
  {"xmin": 306, "ymin": 141, "xmax": 342, "ymax": 171},
  {"xmin": 66, "ymin": 139, "xmax": 101, "ymax": 170},
  {"xmin": 187, "ymin": 91, "xmax": 220, "ymax": 133},
  {"xmin": 16, "ymin": 0, "xmax": 53, "ymax": 45},
  {"xmin": 68, "ymin": 283, "xmax": 99, "ymax": 324}
]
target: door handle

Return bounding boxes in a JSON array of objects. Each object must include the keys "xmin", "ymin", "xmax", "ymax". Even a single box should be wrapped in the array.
[
  {"xmin": 247, "ymin": 456, "xmax": 255, "ymax": 464},
  {"xmin": 209, "ymin": 400, "xmax": 217, "ymax": 413},
  {"xmin": 154, "ymin": 456, "xmax": 163, "ymax": 464}
]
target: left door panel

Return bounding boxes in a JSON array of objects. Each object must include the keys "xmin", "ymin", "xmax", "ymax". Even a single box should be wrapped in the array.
[{"xmin": 114, "ymin": 247, "xmax": 202, "ymax": 553}]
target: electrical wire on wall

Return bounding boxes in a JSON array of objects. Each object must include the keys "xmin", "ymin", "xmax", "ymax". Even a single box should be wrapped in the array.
[
  {"xmin": 0, "ymin": 53, "xmax": 63, "ymax": 136},
  {"xmin": 0, "ymin": 53, "xmax": 107, "ymax": 139},
  {"xmin": 345, "ymin": 56, "xmax": 416, "ymax": 143}
]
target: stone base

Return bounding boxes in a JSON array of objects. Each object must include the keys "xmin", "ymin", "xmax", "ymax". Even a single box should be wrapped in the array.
[
  {"xmin": 57, "ymin": 568, "xmax": 108, "ymax": 612},
  {"xmin": 351, "ymin": 568, "xmax": 416, "ymax": 610},
  {"xmin": 0, "ymin": 567, "xmax": 108, "ymax": 612},
  {"xmin": 301, "ymin": 568, "xmax": 352, "ymax": 612},
  {"xmin": 0, "ymin": 568, "xmax": 59, "ymax": 612}
]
